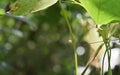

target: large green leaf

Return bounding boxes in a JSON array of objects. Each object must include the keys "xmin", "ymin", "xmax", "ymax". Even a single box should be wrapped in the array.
[
  {"xmin": 8, "ymin": 0, "xmax": 58, "ymax": 15},
  {"xmin": 80, "ymin": 0, "xmax": 120, "ymax": 24}
]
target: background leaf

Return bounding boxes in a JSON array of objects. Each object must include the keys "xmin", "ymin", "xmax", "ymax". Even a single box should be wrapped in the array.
[
  {"xmin": 80, "ymin": 0, "xmax": 120, "ymax": 24},
  {"xmin": 9, "ymin": 0, "xmax": 58, "ymax": 15},
  {"xmin": 0, "ymin": 9, "xmax": 5, "ymax": 15}
]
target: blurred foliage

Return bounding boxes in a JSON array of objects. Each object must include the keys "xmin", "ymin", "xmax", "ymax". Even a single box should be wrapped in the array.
[
  {"xmin": 0, "ymin": 0, "xmax": 90, "ymax": 75},
  {"xmin": 0, "ymin": 0, "xmax": 120, "ymax": 75}
]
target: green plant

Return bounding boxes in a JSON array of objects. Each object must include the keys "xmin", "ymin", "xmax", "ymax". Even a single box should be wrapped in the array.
[
  {"xmin": 1, "ymin": 0, "xmax": 120, "ymax": 75},
  {"xmin": 72, "ymin": 0, "xmax": 120, "ymax": 75},
  {"xmin": 61, "ymin": 0, "xmax": 120, "ymax": 75}
]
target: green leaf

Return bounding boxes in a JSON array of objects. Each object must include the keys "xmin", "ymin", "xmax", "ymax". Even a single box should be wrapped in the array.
[
  {"xmin": 80, "ymin": 0, "xmax": 120, "ymax": 24},
  {"xmin": 0, "ymin": 9, "xmax": 5, "ymax": 15},
  {"xmin": 9, "ymin": 0, "xmax": 58, "ymax": 15},
  {"xmin": 98, "ymin": 25, "xmax": 109, "ymax": 42}
]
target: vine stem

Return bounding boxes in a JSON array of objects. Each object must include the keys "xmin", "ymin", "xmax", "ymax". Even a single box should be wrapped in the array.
[
  {"xmin": 59, "ymin": 1, "xmax": 78, "ymax": 75},
  {"xmin": 104, "ymin": 39, "xmax": 112, "ymax": 75},
  {"xmin": 105, "ymin": 26, "xmax": 112, "ymax": 75},
  {"xmin": 102, "ymin": 49, "xmax": 106, "ymax": 75},
  {"xmin": 99, "ymin": 25, "xmax": 112, "ymax": 75},
  {"xmin": 81, "ymin": 43, "xmax": 104, "ymax": 75},
  {"xmin": 107, "ymin": 39, "xmax": 112, "ymax": 75}
]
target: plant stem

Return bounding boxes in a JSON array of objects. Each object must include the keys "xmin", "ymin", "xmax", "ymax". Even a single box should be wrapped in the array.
[
  {"xmin": 82, "ymin": 43, "xmax": 104, "ymax": 75},
  {"xmin": 64, "ymin": 8, "xmax": 78, "ymax": 75},
  {"xmin": 106, "ymin": 39, "xmax": 112, "ymax": 75},
  {"xmin": 99, "ymin": 25, "xmax": 112, "ymax": 75},
  {"xmin": 64, "ymin": 9, "xmax": 78, "ymax": 75},
  {"xmin": 105, "ymin": 25, "xmax": 112, "ymax": 75},
  {"xmin": 59, "ymin": 1, "xmax": 78, "ymax": 75},
  {"xmin": 102, "ymin": 50, "xmax": 106, "ymax": 75}
]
